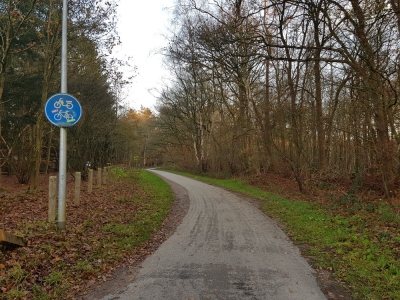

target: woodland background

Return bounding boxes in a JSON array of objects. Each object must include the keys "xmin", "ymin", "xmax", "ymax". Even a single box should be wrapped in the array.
[
  {"xmin": 0, "ymin": 0, "xmax": 141, "ymax": 191},
  {"xmin": 157, "ymin": 0, "xmax": 400, "ymax": 200},
  {"xmin": 1, "ymin": 0, "xmax": 400, "ymax": 201}
]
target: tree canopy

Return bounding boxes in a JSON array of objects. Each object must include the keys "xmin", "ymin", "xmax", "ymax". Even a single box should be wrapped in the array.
[
  {"xmin": 154, "ymin": 0, "xmax": 400, "ymax": 197},
  {"xmin": 0, "ymin": 0, "xmax": 137, "ymax": 187}
]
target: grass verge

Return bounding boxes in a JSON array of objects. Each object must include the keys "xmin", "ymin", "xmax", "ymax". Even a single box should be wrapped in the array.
[{"xmin": 163, "ymin": 169, "xmax": 400, "ymax": 300}]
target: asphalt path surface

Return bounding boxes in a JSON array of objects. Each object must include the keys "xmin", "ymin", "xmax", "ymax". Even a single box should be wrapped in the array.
[{"xmin": 96, "ymin": 170, "xmax": 326, "ymax": 300}]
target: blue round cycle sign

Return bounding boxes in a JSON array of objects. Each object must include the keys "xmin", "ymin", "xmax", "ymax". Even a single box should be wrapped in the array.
[{"xmin": 44, "ymin": 93, "xmax": 82, "ymax": 127}]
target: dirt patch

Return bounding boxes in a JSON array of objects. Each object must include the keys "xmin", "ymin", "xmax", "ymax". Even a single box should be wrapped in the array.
[{"xmin": 316, "ymin": 268, "xmax": 352, "ymax": 300}]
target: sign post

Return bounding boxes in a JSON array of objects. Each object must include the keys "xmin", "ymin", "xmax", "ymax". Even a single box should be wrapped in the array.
[{"xmin": 43, "ymin": 0, "xmax": 82, "ymax": 230}]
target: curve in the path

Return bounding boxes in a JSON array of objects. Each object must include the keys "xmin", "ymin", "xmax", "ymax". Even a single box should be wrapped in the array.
[{"xmin": 101, "ymin": 170, "xmax": 327, "ymax": 300}]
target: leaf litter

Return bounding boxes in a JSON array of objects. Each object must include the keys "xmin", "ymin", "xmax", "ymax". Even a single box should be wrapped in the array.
[{"xmin": 0, "ymin": 171, "xmax": 178, "ymax": 299}]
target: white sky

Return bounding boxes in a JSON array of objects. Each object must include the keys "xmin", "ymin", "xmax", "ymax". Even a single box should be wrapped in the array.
[{"xmin": 112, "ymin": 0, "xmax": 176, "ymax": 111}]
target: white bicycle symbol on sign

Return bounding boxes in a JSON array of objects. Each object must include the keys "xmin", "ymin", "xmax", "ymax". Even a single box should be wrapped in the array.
[
  {"xmin": 54, "ymin": 98, "xmax": 73, "ymax": 109},
  {"xmin": 54, "ymin": 110, "xmax": 74, "ymax": 121}
]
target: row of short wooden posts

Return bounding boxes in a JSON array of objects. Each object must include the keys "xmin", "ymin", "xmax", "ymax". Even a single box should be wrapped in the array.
[
  {"xmin": 0, "ymin": 167, "xmax": 109, "ymax": 247},
  {"xmin": 48, "ymin": 167, "xmax": 109, "ymax": 222}
]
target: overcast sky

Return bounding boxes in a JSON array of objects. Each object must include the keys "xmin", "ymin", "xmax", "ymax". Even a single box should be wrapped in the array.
[{"xmin": 113, "ymin": 0, "xmax": 175, "ymax": 111}]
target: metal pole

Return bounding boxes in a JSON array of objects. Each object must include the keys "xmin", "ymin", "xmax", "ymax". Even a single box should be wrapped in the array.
[{"xmin": 58, "ymin": 0, "xmax": 68, "ymax": 229}]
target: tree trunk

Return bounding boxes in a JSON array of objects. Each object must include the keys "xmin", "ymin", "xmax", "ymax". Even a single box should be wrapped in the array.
[
  {"xmin": 0, "ymin": 73, "xmax": 5, "ymax": 189},
  {"xmin": 44, "ymin": 128, "xmax": 54, "ymax": 174},
  {"xmin": 263, "ymin": 59, "xmax": 272, "ymax": 167},
  {"xmin": 314, "ymin": 57, "xmax": 325, "ymax": 171}
]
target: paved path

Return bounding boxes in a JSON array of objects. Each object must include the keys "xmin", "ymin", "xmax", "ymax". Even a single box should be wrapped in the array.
[{"xmin": 98, "ymin": 170, "xmax": 326, "ymax": 300}]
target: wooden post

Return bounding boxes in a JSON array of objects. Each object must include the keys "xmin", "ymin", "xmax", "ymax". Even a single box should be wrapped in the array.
[
  {"xmin": 97, "ymin": 168, "xmax": 102, "ymax": 187},
  {"xmin": 74, "ymin": 172, "xmax": 81, "ymax": 205},
  {"xmin": 88, "ymin": 168, "xmax": 93, "ymax": 193},
  {"xmin": 0, "ymin": 230, "xmax": 24, "ymax": 247},
  {"xmin": 102, "ymin": 167, "xmax": 107, "ymax": 184},
  {"xmin": 48, "ymin": 176, "xmax": 57, "ymax": 222}
]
